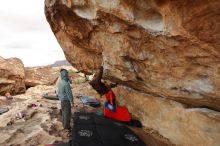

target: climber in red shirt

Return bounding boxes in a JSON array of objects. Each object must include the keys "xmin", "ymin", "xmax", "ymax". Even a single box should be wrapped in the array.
[{"xmin": 89, "ymin": 66, "xmax": 117, "ymax": 112}]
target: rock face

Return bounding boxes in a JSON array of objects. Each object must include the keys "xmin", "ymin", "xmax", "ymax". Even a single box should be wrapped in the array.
[
  {"xmin": 0, "ymin": 57, "xmax": 26, "ymax": 95},
  {"xmin": 45, "ymin": 0, "xmax": 220, "ymax": 111},
  {"xmin": 114, "ymin": 86, "xmax": 220, "ymax": 146},
  {"xmin": 25, "ymin": 67, "xmax": 60, "ymax": 87},
  {"xmin": 45, "ymin": 0, "xmax": 220, "ymax": 146}
]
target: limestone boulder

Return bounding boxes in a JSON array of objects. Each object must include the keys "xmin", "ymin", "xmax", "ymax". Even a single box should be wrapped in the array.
[
  {"xmin": 0, "ymin": 57, "xmax": 26, "ymax": 95},
  {"xmin": 45, "ymin": 0, "xmax": 220, "ymax": 111},
  {"xmin": 25, "ymin": 67, "xmax": 60, "ymax": 87},
  {"xmin": 114, "ymin": 86, "xmax": 220, "ymax": 146},
  {"xmin": 45, "ymin": 1, "xmax": 220, "ymax": 145}
]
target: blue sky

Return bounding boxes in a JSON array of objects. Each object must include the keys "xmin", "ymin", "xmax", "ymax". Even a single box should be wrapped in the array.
[{"xmin": 0, "ymin": 0, "xmax": 65, "ymax": 67}]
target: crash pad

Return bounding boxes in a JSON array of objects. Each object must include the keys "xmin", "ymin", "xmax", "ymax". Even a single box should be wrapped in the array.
[
  {"xmin": 0, "ymin": 107, "xmax": 9, "ymax": 115},
  {"xmin": 38, "ymin": 142, "xmax": 70, "ymax": 146},
  {"xmin": 80, "ymin": 96, "xmax": 100, "ymax": 107},
  {"xmin": 72, "ymin": 112, "xmax": 146, "ymax": 146},
  {"xmin": 104, "ymin": 106, "xmax": 131, "ymax": 122}
]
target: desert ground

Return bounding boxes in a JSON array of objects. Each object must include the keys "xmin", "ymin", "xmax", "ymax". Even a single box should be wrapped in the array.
[{"xmin": 0, "ymin": 77, "xmax": 174, "ymax": 146}]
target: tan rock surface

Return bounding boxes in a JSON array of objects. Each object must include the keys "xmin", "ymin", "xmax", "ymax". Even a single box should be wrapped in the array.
[
  {"xmin": 0, "ymin": 57, "xmax": 26, "ymax": 95},
  {"xmin": 0, "ymin": 85, "xmax": 66, "ymax": 145},
  {"xmin": 114, "ymin": 86, "xmax": 220, "ymax": 146},
  {"xmin": 0, "ymin": 81, "xmax": 175, "ymax": 146},
  {"xmin": 45, "ymin": 0, "xmax": 220, "ymax": 145},
  {"xmin": 25, "ymin": 67, "xmax": 60, "ymax": 87},
  {"xmin": 45, "ymin": 0, "xmax": 220, "ymax": 111}
]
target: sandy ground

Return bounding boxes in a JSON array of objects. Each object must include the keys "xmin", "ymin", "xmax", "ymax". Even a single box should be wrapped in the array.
[
  {"xmin": 0, "ymin": 80, "xmax": 104, "ymax": 146},
  {"xmin": 0, "ymin": 80, "xmax": 175, "ymax": 146}
]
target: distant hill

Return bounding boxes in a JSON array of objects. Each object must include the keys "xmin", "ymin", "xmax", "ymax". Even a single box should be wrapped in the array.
[{"xmin": 49, "ymin": 60, "xmax": 71, "ymax": 67}]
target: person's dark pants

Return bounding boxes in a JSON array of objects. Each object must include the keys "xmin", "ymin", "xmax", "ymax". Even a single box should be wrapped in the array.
[{"xmin": 61, "ymin": 100, "xmax": 71, "ymax": 130}]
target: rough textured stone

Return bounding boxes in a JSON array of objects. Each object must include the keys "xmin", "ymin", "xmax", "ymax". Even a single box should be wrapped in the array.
[
  {"xmin": 45, "ymin": 0, "xmax": 220, "ymax": 145},
  {"xmin": 0, "ymin": 57, "xmax": 26, "ymax": 95},
  {"xmin": 45, "ymin": 0, "xmax": 220, "ymax": 111},
  {"xmin": 25, "ymin": 67, "xmax": 60, "ymax": 87},
  {"xmin": 114, "ymin": 86, "xmax": 220, "ymax": 146}
]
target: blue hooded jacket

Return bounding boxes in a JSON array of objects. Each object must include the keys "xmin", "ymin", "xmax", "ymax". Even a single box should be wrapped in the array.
[{"xmin": 57, "ymin": 69, "xmax": 73, "ymax": 102}]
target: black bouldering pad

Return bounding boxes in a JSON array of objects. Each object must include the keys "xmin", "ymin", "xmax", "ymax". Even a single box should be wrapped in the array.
[
  {"xmin": 125, "ymin": 119, "xmax": 143, "ymax": 128},
  {"xmin": 73, "ymin": 112, "xmax": 95, "ymax": 125},
  {"xmin": 40, "ymin": 143, "xmax": 70, "ymax": 146},
  {"xmin": 72, "ymin": 112, "xmax": 147, "ymax": 146}
]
